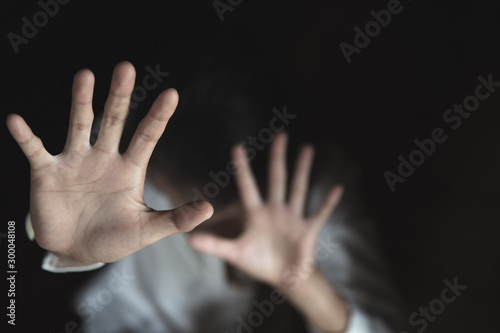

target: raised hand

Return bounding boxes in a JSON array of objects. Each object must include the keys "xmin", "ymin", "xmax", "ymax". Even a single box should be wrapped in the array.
[
  {"xmin": 189, "ymin": 132, "xmax": 343, "ymax": 289},
  {"xmin": 7, "ymin": 62, "xmax": 213, "ymax": 264}
]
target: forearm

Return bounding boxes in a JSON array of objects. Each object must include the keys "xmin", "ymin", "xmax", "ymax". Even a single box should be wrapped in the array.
[{"xmin": 279, "ymin": 269, "xmax": 350, "ymax": 333}]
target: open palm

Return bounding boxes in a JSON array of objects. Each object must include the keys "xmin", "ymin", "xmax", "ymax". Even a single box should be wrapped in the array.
[
  {"xmin": 7, "ymin": 62, "xmax": 213, "ymax": 264},
  {"xmin": 190, "ymin": 132, "xmax": 343, "ymax": 289}
]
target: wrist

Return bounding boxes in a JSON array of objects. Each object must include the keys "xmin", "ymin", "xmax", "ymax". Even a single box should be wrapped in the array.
[
  {"xmin": 278, "ymin": 269, "xmax": 350, "ymax": 333},
  {"xmin": 278, "ymin": 268, "xmax": 323, "ymax": 298},
  {"xmin": 273, "ymin": 261, "xmax": 320, "ymax": 293}
]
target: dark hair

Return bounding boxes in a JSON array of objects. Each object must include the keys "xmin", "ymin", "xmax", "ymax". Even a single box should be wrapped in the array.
[{"xmin": 147, "ymin": 54, "xmax": 278, "ymax": 207}]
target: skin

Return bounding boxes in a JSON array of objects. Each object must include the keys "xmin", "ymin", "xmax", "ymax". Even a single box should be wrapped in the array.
[
  {"xmin": 190, "ymin": 134, "xmax": 350, "ymax": 332},
  {"xmin": 7, "ymin": 62, "xmax": 349, "ymax": 332},
  {"xmin": 6, "ymin": 62, "xmax": 213, "ymax": 264}
]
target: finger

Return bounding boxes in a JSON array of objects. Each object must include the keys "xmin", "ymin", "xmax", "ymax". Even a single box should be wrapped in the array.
[
  {"xmin": 7, "ymin": 114, "xmax": 53, "ymax": 170},
  {"xmin": 289, "ymin": 144, "xmax": 314, "ymax": 215},
  {"xmin": 125, "ymin": 88, "xmax": 178, "ymax": 169},
  {"xmin": 94, "ymin": 61, "xmax": 136, "ymax": 152},
  {"xmin": 232, "ymin": 144, "xmax": 263, "ymax": 209},
  {"xmin": 189, "ymin": 232, "xmax": 238, "ymax": 263},
  {"xmin": 64, "ymin": 69, "xmax": 95, "ymax": 152},
  {"xmin": 268, "ymin": 132, "xmax": 288, "ymax": 203},
  {"xmin": 308, "ymin": 185, "xmax": 344, "ymax": 234},
  {"xmin": 140, "ymin": 200, "xmax": 213, "ymax": 247}
]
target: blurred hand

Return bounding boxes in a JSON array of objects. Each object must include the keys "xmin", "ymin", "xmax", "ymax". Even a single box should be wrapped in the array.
[
  {"xmin": 190, "ymin": 132, "xmax": 343, "ymax": 289},
  {"xmin": 7, "ymin": 62, "xmax": 213, "ymax": 264}
]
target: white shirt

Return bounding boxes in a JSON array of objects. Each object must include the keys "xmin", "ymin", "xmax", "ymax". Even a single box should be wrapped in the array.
[{"xmin": 35, "ymin": 166, "xmax": 407, "ymax": 332}]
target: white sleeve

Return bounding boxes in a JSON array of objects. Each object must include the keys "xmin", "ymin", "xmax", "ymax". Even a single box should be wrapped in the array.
[
  {"xmin": 41, "ymin": 252, "xmax": 105, "ymax": 273},
  {"xmin": 25, "ymin": 213, "xmax": 105, "ymax": 273}
]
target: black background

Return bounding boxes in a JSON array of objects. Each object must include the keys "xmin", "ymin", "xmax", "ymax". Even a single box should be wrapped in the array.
[{"xmin": 1, "ymin": 0, "xmax": 500, "ymax": 332}]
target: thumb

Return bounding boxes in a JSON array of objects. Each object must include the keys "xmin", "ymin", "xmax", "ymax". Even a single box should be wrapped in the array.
[
  {"xmin": 189, "ymin": 232, "xmax": 238, "ymax": 263},
  {"xmin": 140, "ymin": 201, "xmax": 213, "ymax": 246}
]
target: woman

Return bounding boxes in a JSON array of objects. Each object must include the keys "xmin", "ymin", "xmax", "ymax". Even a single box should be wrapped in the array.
[{"xmin": 8, "ymin": 62, "xmax": 406, "ymax": 332}]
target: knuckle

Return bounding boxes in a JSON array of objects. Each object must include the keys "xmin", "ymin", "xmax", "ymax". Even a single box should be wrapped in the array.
[
  {"xmin": 27, "ymin": 137, "xmax": 44, "ymax": 159},
  {"xmin": 71, "ymin": 122, "xmax": 89, "ymax": 132},
  {"xmin": 30, "ymin": 145, "xmax": 44, "ymax": 159},
  {"xmin": 102, "ymin": 112, "xmax": 126, "ymax": 128},
  {"xmin": 20, "ymin": 133, "xmax": 35, "ymax": 146},
  {"xmin": 92, "ymin": 144, "xmax": 113, "ymax": 154},
  {"xmin": 138, "ymin": 132, "xmax": 157, "ymax": 144}
]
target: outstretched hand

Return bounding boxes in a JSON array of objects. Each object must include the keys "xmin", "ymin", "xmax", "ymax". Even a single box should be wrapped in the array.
[
  {"xmin": 7, "ymin": 62, "xmax": 213, "ymax": 264},
  {"xmin": 189, "ymin": 132, "xmax": 343, "ymax": 290}
]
